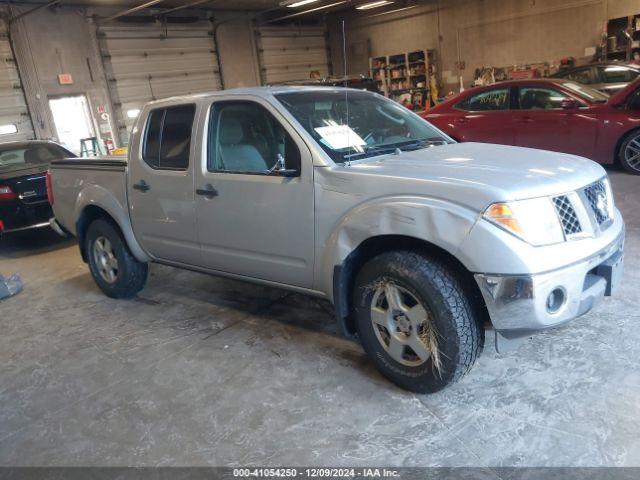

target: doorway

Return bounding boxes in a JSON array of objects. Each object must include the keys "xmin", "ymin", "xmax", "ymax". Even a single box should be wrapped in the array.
[{"xmin": 49, "ymin": 95, "xmax": 96, "ymax": 155}]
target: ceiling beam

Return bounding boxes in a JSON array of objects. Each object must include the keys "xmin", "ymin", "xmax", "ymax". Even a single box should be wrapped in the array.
[
  {"xmin": 100, "ymin": 0, "xmax": 172, "ymax": 23},
  {"xmin": 9, "ymin": 0, "xmax": 61, "ymax": 24},
  {"xmin": 157, "ymin": 0, "xmax": 217, "ymax": 16}
]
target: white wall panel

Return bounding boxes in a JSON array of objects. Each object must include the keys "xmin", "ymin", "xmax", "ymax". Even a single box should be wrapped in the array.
[
  {"xmin": 257, "ymin": 25, "xmax": 330, "ymax": 84},
  {"xmin": 0, "ymin": 18, "xmax": 34, "ymax": 142},
  {"xmin": 98, "ymin": 21, "xmax": 220, "ymax": 142}
]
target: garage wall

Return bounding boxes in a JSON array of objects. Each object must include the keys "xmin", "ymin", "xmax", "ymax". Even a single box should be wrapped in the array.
[
  {"xmin": 4, "ymin": 6, "xmax": 261, "ymax": 147},
  {"xmin": 329, "ymin": 0, "xmax": 640, "ymax": 90},
  {"xmin": 256, "ymin": 25, "xmax": 331, "ymax": 84},
  {"xmin": 216, "ymin": 15, "xmax": 261, "ymax": 89},
  {"xmin": 98, "ymin": 19, "xmax": 221, "ymax": 143},
  {"xmin": 0, "ymin": 16, "xmax": 34, "ymax": 142},
  {"xmin": 6, "ymin": 6, "xmax": 117, "ymax": 147}
]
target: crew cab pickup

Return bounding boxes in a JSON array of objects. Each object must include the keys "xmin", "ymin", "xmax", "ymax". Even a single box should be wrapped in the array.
[{"xmin": 48, "ymin": 87, "xmax": 625, "ymax": 393}]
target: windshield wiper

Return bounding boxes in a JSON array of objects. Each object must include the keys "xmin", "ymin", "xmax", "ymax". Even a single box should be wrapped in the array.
[
  {"xmin": 397, "ymin": 139, "xmax": 451, "ymax": 151},
  {"xmin": 343, "ymin": 145, "xmax": 399, "ymax": 161}
]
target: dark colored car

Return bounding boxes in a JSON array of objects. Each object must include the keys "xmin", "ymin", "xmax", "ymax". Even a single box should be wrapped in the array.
[
  {"xmin": 0, "ymin": 141, "xmax": 75, "ymax": 235},
  {"xmin": 277, "ymin": 75, "xmax": 382, "ymax": 93},
  {"xmin": 420, "ymin": 78, "xmax": 640, "ymax": 174},
  {"xmin": 550, "ymin": 62, "xmax": 640, "ymax": 94}
]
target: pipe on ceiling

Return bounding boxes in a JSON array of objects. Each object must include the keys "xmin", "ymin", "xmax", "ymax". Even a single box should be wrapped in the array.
[
  {"xmin": 9, "ymin": 0, "xmax": 61, "ymax": 24},
  {"xmin": 99, "ymin": 0, "xmax": 172, "ymax": 23}
]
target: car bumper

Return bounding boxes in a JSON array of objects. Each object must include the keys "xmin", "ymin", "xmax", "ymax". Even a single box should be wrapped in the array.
[
  {"xmin": 0, "ymin": 201, "xmax": 53, "ymax": 234},
  {"xmin": 474, "ymin": 226, "xmax": 625, "ymax": 340}
]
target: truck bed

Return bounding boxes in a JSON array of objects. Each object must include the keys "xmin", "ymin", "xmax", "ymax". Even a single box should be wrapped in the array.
[{"xmin": 49, "ymin": 156, "xmax": 129, "ymax": 236}]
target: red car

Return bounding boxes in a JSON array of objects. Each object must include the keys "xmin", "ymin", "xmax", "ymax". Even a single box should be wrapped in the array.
[{"xmin": 421, "ymin": 78, "xmax": 640, "ymax": 174}]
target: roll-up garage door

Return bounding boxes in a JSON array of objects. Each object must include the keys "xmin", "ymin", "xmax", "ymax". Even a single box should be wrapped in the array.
[
  {"xmin": 256, "ymin": 25, "xmax": 330, "ymax": 84},
  {"xmin": 0, "ymin": 18, "xmax": 34, "ymax": 142},
  {"xmin": 98, "ymin": 20, "xmax": 220, "ymax": 144}
]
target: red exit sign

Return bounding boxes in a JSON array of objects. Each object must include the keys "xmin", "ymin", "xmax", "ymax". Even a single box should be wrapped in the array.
[{"xmin": 58, "ymin": 73, "xmax": 74, "ymax": 85}]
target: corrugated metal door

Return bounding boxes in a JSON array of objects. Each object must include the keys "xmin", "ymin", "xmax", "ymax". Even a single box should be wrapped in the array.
[
  {"xmin": 97, "ymin": 20, "xmax": 220, "ymax": 144},
  {"xmin": 256, "ymin": 25, "xmax": 330, "ymax": 84},
  {"xmin": 0, "ymin": 18, "xmax": 34, "ymax": 142}
]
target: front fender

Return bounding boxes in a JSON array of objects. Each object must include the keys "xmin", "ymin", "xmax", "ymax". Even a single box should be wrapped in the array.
[
  {"xmin": 318, "ymin": 195, "xmax": 480, "ymax": 299},
  {"xmin": 74, "ymin": 185, "xmax": 150, "ymax": 263}
]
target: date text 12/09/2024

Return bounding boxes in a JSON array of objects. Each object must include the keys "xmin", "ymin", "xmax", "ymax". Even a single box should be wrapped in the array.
[{"xmin": 233, "ymin": 468, "xmax": 400, "ymax": 478}]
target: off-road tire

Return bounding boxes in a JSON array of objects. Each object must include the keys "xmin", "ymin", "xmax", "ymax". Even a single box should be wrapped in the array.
[
  {"xmin": 353, "ymin": 250, "xmax": 483, "ymax": 393},
  {"xmin": 86, "ymin": 218, "xmax": 148, "ymax": 298}
]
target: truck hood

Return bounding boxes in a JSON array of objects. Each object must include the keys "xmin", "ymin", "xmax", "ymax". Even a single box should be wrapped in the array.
[{"xmin": 338, "ymin": 142, "xmax": 606, "ymax": 210}]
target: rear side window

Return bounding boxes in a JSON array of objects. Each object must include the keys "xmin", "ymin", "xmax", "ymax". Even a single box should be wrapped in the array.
[
  {"xmin": 599, "ymin": 66, "xmax": 639, "ymax": 83},
  {"xmin": 142, "ymin": 105, "xmax": 195, "ymax": 170},
  {"xmin": 455, "ymin": 88, "xmax": 510, "ymax": 111}
]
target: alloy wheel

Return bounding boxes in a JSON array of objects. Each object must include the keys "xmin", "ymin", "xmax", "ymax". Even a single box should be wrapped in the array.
[
  {"xmin": 369, "ymin": 281, "xmax": 441, "ymax": 370},
  {"xmin": 93, "ymin": 236, "xmax": 119, "ymax": 284},
  {"xmin": 624, "ymin": 134, "xmax": 640, "ymax": 173}
]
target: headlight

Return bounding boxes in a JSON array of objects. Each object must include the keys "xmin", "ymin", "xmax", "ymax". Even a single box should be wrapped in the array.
[
  {"xmin": 483, "ymin": 197, "xmax": 565, "ymax": 246},
  {"xmin": 603, "ymin": 177, "xmax": 615, "ymax": 219}
]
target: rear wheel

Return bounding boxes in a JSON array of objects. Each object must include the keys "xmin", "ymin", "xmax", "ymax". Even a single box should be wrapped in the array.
[
  {"xmin": 353, "ymin": 250, "xmax": 483, "ymax": 393},
  {"xmin": 619, "ymin": 130, "xmax": 640, "ymax": 175},
  {"xmin": 86, "ymin": 219, "xmax": 148, "ymax": 298}
]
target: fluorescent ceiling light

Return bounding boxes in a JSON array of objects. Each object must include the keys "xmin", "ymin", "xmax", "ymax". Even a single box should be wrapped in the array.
[
  {"xmin": 280, "ymin": 0, "xmax": 319, "ymax": 7},
  {"xmin": 126, "ymin": 109, "xmax": 141, "ymax": 119},
  {"xmin": 356, "ymin": 0, "xmax": 393, "ymax": 9},
  {"xmin": 0, "ymin": 124, "xmax": 18, "ymax": 135},
  {"xmin": 268, "ymin": 1, "xmax": 347, "ymax": 22}
]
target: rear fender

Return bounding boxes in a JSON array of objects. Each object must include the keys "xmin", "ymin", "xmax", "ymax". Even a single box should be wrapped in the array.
[{"xmin": 74, "ymin": 184, "xmax": 150, "ymax": 263}]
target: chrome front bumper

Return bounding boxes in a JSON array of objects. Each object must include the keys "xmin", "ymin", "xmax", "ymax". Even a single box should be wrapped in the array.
[{"xmin": 475, "ymin": 228, "xmax": 625, "ymax": 343}]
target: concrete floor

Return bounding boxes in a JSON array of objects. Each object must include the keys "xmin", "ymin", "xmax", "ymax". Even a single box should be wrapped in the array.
[{"xmin": 0, "ymin": 169, "xmax": 638, "ymax": 467}]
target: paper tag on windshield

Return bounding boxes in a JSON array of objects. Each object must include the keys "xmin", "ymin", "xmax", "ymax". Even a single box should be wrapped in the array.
[{"xmin": 314, "ymin": 125, "xmax": 366, "ymax": 150}]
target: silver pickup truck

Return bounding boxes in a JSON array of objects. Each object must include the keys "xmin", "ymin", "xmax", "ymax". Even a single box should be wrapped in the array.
[{"xmin": 48, "ymin": 87, "xmax": 625, "ymax": 393}]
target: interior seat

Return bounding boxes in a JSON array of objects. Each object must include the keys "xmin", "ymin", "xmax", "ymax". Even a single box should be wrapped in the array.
[{"xmin": 218, "ymin": 116, "xmax": 268, "ymax": 172}]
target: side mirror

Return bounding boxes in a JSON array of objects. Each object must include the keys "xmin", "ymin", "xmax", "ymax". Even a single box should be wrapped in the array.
[
  {"xmin": 269, "ymin": 153, "xmax": 299, "ymax": 177},
  {"xmin": 561, "ymin": 98, "xmax": 578, "ymax": 110}
]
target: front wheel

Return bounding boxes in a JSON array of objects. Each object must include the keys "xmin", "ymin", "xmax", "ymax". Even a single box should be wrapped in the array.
[
  {"xmin": 619, "ymin": 130, "xmax": 640, "ymax": 175},
  {"xmin": 86, "ymin": 218, "xmax": 148, "ymax": 298},
  {"xmin": 353, "ymin": 250, "xmax": 483, "ymax": 393}
]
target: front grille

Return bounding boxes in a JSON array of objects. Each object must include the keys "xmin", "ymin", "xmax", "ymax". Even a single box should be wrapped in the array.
[
  {"xmin": 553, "ymin": 195, "xmax": 582, "ymax": 236},
  {"xmin": 583, "ymin": 180, "xmax": 610, "ymax": 226}
]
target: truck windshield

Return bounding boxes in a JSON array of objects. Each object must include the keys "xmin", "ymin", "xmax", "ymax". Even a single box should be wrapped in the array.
[{"xmin": 275, "ymin": 90, "xmax": 452, "ymax": 164}]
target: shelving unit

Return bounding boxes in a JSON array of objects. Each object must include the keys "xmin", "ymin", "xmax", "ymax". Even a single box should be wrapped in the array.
[
  {"xmin": 369, "ymin": 49, "xmax": 439, "ymax": 111},
  {"xmin": 605, "ymin": 14, "xmax": 640, "ymax": 62}
]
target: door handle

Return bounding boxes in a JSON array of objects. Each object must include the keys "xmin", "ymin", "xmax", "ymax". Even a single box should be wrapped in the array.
[
  {"xmin": 133, "ymin": 180, "xmax": 150, "ymax": 192},
  {"xmin": 196, "ymin": 184, "xmax": 218, "ymax": 199},
  {"xmin": 516, "ymin": 116, "xmax": 534, "ymax": 123},
  {"xmin": 454, "ymin": 117, "xmax": 468, "ymax": 125}
]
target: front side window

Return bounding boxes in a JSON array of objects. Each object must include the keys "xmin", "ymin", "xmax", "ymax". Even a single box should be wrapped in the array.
[
  {"xmin": 599, "ymin": 66, "xmax": 639, "ymax": 83},
  {"xmin": 558, "ymin": 68, "xmax": 593, "ymax": 84},
  {"xmin": 142, "ymin": 105, "xmax": 195, "ymax": 170},
  {"xmin": 518, "ymin": 87, "xmax": 569, "ymax": 110},
  {"xmin": 208, "ymin": 101, "xmax": 300, "ymax": 174},
  {"xmin": 627, "ymin": 89, "xmax": 640, "ymax": 110},
  {"xmin": 455, "ymin": 88, "xmax": 510, "ymax": 111},
  {"xmin": 275, "ymin": 90, "xmax": 451, "ymax": 164}
]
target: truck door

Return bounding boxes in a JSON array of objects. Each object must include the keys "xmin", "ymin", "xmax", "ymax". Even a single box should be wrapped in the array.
[
  {"xmin": 194, "ymin": 98, "xmax": 315, "ymax": 288},
  {"xmin": 128, "ymin": 104, "xmax": 200, "ymax": 265}
]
